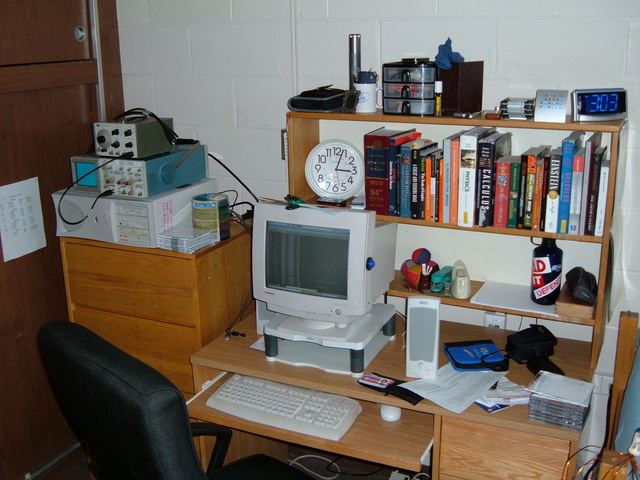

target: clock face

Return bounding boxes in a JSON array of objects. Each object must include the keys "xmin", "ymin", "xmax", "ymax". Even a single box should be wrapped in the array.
[
  {"xmin": 572, "ymin": 88, "xmax": 627, "ymax": 121},
  {"xmin": 304, "ymin": 140, "xmax": 364, "ymax": 200}
]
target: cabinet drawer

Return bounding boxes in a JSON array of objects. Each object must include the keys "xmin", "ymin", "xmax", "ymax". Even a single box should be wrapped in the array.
[
  {"xmin": 439, "ymin": 417, "xmax": 570, "ymax": 480},
  {"xmin": 64, "ymin": 242, "xmax": 198, "ymax": 326},
  {"xmin": 71, "ymin": 307, "xmax": 201, "ymax": 394}
]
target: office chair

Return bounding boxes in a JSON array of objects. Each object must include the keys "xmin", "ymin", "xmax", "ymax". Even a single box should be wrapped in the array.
[{"xmin": 39, "ymin": 321, "xmax": 313, "ymax": 480}]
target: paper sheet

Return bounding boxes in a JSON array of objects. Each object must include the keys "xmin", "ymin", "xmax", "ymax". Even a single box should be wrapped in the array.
[
  {"xmin": 400, "ymin": 363, "xmax": 506, "ymax": 414},
  {"xmin": 0, "ymin": 177, "xmax": 47, "ymax": 262}
]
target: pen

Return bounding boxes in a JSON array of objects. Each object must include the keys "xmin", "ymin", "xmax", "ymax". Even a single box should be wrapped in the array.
[{"xmin": 453, "ymin": 111, "xmax": 482, "ymax": 119}]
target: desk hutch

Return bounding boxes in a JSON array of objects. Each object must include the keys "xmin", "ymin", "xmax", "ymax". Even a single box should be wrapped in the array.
[{"xmin": 286, "ymin": 111, "xmax": 626, "ymax": 369}]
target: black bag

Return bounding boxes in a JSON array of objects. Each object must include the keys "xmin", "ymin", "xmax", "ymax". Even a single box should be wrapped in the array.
[
  {"xmin": 505, "ymin": 324, "xmax": 564, "ymax": 375},
  {"xmin": 505, "ymin": 324, "xmax": 557, "ymax": 363},
  {"xmin": 287, "ymin": 86, "xmax": 347, "ymax": 112}
]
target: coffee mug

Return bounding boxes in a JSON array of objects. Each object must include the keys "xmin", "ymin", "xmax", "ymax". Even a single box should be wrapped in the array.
[{"xmin": 355, "ymin": 82, "xmax": 382, "ymax": 113}]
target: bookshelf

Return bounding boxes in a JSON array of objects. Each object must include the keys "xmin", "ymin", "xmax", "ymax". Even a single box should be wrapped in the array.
[{"xmin": 286, "ymin": 110, "xmax": 626, "ymax": 369}]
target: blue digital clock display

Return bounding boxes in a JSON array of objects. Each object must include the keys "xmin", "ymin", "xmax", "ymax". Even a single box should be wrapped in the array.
[{"xmin": 573, "ymin": 88, "xmax": 627, "ymax": 121}]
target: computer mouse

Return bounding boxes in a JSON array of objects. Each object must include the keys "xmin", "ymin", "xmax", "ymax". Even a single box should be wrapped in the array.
[{"xmin": 379, "ymin": 404, "xmax": 402, "ymax": 422}]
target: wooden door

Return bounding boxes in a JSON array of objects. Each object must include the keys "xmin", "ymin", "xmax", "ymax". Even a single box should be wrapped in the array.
[{"xmin": 0, "ymin": 1, "xmax": 123, "ymax": 478}]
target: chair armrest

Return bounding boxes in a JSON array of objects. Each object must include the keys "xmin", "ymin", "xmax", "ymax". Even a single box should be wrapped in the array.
[{"xmin": 190, "ymin": 421, "xmax": 232, "ymax": 473}]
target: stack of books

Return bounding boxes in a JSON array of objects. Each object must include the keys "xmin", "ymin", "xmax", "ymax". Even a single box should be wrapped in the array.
[
  {"xmin": 156, "ymin": 226, "xmax": 220, "ymax": 253},
  {"xmin": 363, "ymin": 125, "xmax": 610, "ymax": 236},
  {"xmin": 525, "ymin": 371, "xmax": 595, "ymax": 431}
]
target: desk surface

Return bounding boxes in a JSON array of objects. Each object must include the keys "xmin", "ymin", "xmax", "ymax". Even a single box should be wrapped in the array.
[{"xmin": 189, "ymin": 313, "xmax": 593, "ymax": 472}]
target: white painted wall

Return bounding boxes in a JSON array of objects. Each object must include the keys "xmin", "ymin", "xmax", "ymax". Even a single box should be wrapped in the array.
[{"xmin": 116, "ymin": 0, "xmax": 640, "ymax": 460}]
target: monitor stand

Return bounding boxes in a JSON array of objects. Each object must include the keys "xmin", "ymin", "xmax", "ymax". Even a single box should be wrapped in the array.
[{"xmin": 261, "ymin": 303, "xmax": 396, "ymax": 377}]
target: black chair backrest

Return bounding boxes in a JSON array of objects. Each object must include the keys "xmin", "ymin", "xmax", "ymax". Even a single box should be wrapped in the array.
[{"xmin": 39, "ymin": 321, "xmax": 207, "ymax": 480}]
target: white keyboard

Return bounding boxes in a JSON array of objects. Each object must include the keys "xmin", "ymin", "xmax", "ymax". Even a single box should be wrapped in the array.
[{"xmin": 206, "ymin": 374, "xmax": 362, "ymax": 441}]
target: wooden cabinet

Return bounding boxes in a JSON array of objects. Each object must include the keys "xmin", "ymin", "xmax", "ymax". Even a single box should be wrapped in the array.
[
  {"xmin": 60, "ymin": 226, "xmax": 252, "ymax": 396},
  {"xmin": 438, "ymin": 417, "xmax": 570, "ymax": 480},
  {"xmin": 286, "ymin": 111, "xmax": 625, "ymax": 369},
  {"xmin": 0, "ymin": 0, "xmax": 92, "ymax": 66}
]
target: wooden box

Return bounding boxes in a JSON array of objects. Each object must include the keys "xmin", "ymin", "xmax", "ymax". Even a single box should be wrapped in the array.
[
  {"xmin": 555, "ymin": 283, "xmax": 596, "ymax": 318},
  {"xmin": 439, "ymin": 61, "xmax": 484, "ymax": 116}
]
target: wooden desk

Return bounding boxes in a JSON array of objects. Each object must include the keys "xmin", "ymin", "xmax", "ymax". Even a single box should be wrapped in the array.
[{"xmin": 189, "ymin": 313, "xmax": 593, "ymax": 479}]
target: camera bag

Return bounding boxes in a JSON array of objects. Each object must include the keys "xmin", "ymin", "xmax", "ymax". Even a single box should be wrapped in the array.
[{"xmin": 505, "ymin": 324, "xmax": 557, "ymax": 363}]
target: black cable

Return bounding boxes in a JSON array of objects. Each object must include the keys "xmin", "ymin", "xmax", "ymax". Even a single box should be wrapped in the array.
[
  {"xmin": 55, "ymin": 154, "xmax": 132, "ymax": 225},
  {"xmin": 224, "ymin": 287, "xmax": 254, "ymax": 341},
  {"xmin": 325, "ymin": 456, "xmax": 386, "ymax": 477},
  {"xmin": 113, "ymin": 107, "xmax": 179, "ymax": 145},
  {"xmin": 208, "ymin": 152, "xmax": 260, "ymax": 204}
]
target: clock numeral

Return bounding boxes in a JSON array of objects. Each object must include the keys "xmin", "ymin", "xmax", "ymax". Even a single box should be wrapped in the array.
[{"xmin": 317, "ymin": 174, "xmax": 324, "ymax": 183}]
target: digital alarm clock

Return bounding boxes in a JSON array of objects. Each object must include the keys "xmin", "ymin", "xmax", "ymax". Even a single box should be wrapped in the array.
[{"xmin": 572, "ymin": 88, "xmax": 627, "ymax": 122}]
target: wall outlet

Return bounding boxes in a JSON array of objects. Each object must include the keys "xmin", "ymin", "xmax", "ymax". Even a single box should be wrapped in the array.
[{"xmin": 484, "ymin": 312, "xmax": 506, "ymax": 329}]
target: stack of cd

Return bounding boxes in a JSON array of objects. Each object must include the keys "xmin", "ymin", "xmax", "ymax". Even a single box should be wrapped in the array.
[
  {"xmin": 500, "ymin": 97, "xmax": 535, "ymax": 120},
  {"xmin": 156, "ymin": 226, "xmax": 220, "ymax": 254},
  {"xmin": 525, "ymin": 371, "xmax": 594, "ymax": 432}
]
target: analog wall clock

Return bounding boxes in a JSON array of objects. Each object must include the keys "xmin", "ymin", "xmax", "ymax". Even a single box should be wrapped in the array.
[{"xmin": 304, "ymin": 140, "xmax": 364, "ymax": 200}]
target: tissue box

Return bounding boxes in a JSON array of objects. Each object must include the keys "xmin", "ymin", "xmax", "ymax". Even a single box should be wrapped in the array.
[{"xmin": 438, "ymin": 61, "xmax": 484, "ymax": 116}]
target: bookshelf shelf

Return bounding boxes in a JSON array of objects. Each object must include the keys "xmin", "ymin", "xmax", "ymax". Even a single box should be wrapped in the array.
[{"xmin": 286, "ymin": 110, "xmax": 625, "ymax": 368}]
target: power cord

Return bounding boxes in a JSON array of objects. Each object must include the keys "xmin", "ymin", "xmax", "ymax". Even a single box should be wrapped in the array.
[
  {"xmin": 55, "ymin": 153, "xmax": 133, "ymax": 226},
  {"xmin": 208, "ymin": 152, "xmax": 260, "ymax": 204}
]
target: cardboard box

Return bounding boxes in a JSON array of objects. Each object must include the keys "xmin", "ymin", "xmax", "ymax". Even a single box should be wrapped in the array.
[{"xmin": 439, "ymin": 61, "xmax": 484, "ymax": 116}]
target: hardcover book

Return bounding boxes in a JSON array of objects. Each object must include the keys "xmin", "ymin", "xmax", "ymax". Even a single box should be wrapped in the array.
[
  {"xmin": 531, "ymin": 154, "xmax": 548, "ymax": 231},
  {"xmin": 442, "ymin": 131, "xmax": 465, "ymax": 224},
  {"xmin": 543, "ymin": 147, "xmax": 563, "ymax": 233},
  {"xmin": 507, "ymin": 157, "xmax": 522, "ymax": 228},
  {"xmin": 521, "ymin": 145, "xmax": 551, "ymax": 230},
  {"xmin": 557, "ymin": 131, "xmax": 585, "ymax": 234},
  {"xmin": 408, "ymin": 139, "xmax": 439, "ymax": 219},
  {"xmin": 457, "ymin": 126, "xmax": 495, "ymax": 227},
  {"xmin": 389, "ymin": 131, "xmax": 421, "ymax": 216},
  {"xmin": 476, "ymin": 132, "xmax": 512, "ymax": 227},
  {"xmin": 448, "ymin": 132, "xmax": 462, "ymax": 226},
  {"xmin": 431, "ymin": 149, "xmax": 444, "ymax": 222},
  {"xmin": 594, "ymin": 156, "xmax": 610, "ymax": 237},
  {"xmin": 568, "ymin": 147, "xmax": 586, "ymax": 234},
  {"xmin": 584, "ymin": 146, "xmax": 606, "ymax": 236},
  {"xmin": 494, "ymin": 155, "xmax": 520, "ymax": 228},
  {"xmin": 578, "ymin": 133, "xmax": 602, "ymax": 235},
  {"xmin": 364, "ymin": 127, "xmax": 416, "ymax": 215}
]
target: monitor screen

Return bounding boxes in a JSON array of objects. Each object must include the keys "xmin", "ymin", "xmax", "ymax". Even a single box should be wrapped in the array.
[
  {"xmin": 265, "ymin": 221, "xmax": 348, "ymax": 300},
  {"xmin": 74, "ymin": 161, "xmax": 99, "ymax": 188}
]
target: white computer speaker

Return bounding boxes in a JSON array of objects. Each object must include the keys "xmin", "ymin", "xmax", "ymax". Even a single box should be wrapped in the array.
[{"xmin": 405, "ymin": 296, "xmax": 440, "ymax": 379}]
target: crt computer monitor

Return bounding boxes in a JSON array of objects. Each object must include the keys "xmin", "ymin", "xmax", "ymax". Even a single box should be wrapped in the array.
[{"xmin": 252, "ymin": 201, "xmax": 397, "ymax": 330}]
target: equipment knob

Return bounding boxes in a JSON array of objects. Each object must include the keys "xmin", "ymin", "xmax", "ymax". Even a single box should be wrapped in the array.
[{"xmin": 366, "ymin": 257, "xmax": 376, "ymax": 271}]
